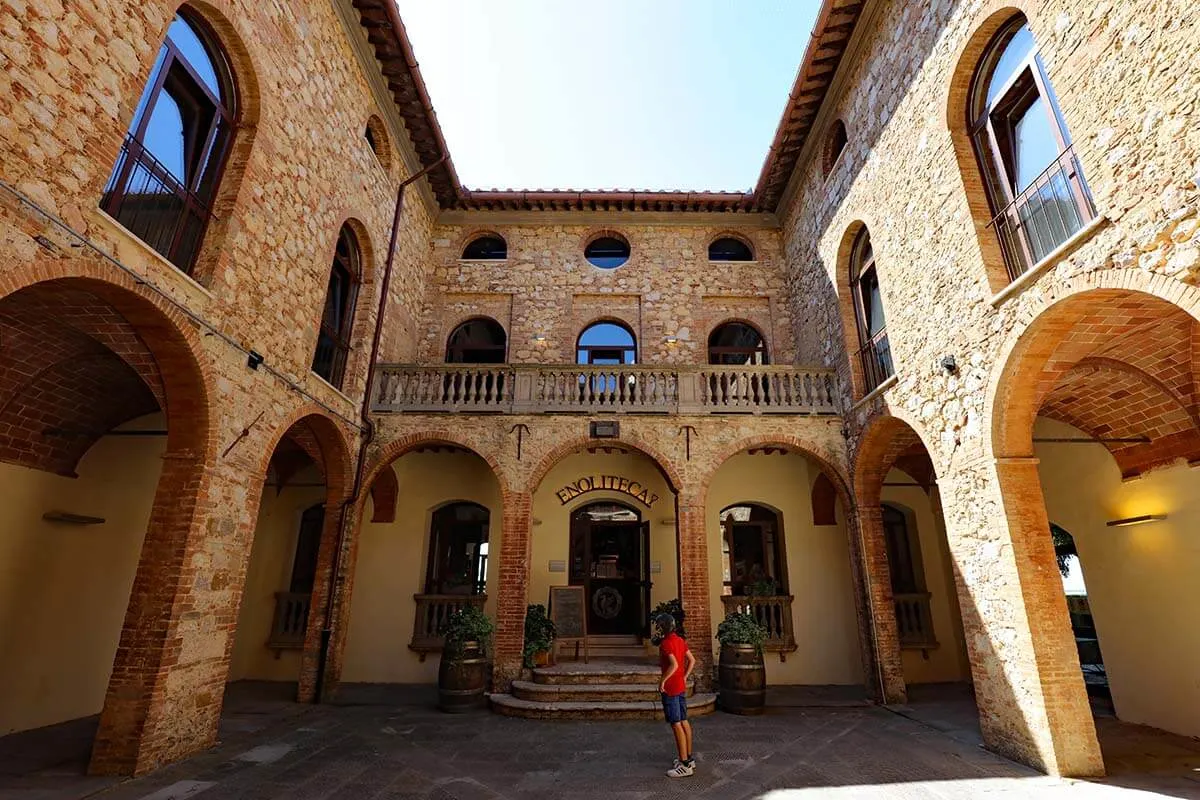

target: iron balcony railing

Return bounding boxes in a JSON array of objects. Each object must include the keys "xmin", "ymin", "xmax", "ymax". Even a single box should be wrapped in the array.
[
  {"xmin": 372, "ymin": 364, "xmax": 839, "ymax": 415},
  {"xmin": 857, "ymin": 329, "xmax": 893, "ymax": 394},
  {"xmin": 987, "ymin": 144, "xmax": 1096, "ymax": 283},
  {"xmin": 101, "ymin": 133, "xmax": 213, "ymax": 274}
]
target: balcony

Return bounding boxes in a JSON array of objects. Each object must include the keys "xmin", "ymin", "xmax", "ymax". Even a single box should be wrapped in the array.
[
  {"xmin": 893, "ymin": 592, "xmax": 938, "ymax": 651},
  {"xmin": 373, "ymin": 364, "xmax": 838, "ymax": 415},
  {"xmin": 409, "ymin": 594, "xmax": 488, "ymax": 661},
  {"xmin": 721, "ymin": 595, "xmax": 798, "ymax": 661},
  {"xmin": 267, "ymin": 591, "xmax": 311, "ymax": 651}
]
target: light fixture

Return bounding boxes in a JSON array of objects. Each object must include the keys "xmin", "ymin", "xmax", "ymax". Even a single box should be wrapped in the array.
[
  {"xmin": 247, "ymin": 350, "xmax": 264, "ymax": 370},
  {"xmin": 1105, "ymin": 514, "xmax": 1166, "ymax": 528},
  {"xmin": 532, "ymin": 332, "xmax": 547, "ymax": 343},
  {"xmin": 665, "ymin": 335, "xmax": 678, "ymax": 345}
]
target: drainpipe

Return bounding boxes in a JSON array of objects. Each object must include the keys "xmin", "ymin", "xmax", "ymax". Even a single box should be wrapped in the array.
[{"xmin": 313, "ymin": 153, "xmax": 447, "ymax": 702}]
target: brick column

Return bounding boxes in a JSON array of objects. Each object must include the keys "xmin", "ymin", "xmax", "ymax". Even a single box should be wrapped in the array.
[
  {"xmin": 847, "ymin": 504, "xmax": 906, "ymax": 704},
  {"xmin": 941, "ymin": 458, "xmax": 1103, "ymax": 777},
  {"xmin": 297, "ymin": 501, "xmax": 349, "ymax": 703},
  {"xmin": 676, "ymin": 492, "xmax": 712, "ymax": 690},
  {"xmin": 492, "ymin": 490, "xmax": 533, "ymax": 690},
  {"xmin": 90, "ymin": 455, "xmax": 258, "ymax": 776}
]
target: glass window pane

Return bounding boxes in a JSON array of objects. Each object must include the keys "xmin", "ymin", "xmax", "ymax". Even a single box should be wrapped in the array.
[
  {"xmin": 168, "ymin": 15, "xmax": 222, "ymax": 100},
  {"xmin": 130, "ymin": 46, "xmax": 168, "ymax": 135},
  {"xmin": 986, "ymin": 24, "xmax": 1035, "ymax": 107},
  {"xmin": 142, "ymin": 89, "xmax": 187, "ymax": 183},
  {"xmin": 1012, "ymin": 94, "xmax": 1060, "ymax": 192}
]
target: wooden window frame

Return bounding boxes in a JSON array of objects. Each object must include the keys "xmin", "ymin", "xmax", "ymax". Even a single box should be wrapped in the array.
[
  {"xmin": 312, "ymin": 227, "xmax": 361, "ymax": 388},
  {"xmin": 850, "ymin": 230, "xmax": 893, "ymax": 392},
  {"xmin": 720, "ymin": 504, "xmax": 788, "ymax": 596}
]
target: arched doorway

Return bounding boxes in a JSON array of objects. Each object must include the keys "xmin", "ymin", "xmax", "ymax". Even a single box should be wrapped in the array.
[
  {"xmin": 569, "ymin": 501, "xmax": 649, "ymax": 636},
  {"xmin": 445, "ymin": 318, "xmax": 507, "ymax": 364},
  {"xmin": 0, "ymin": 277, "xmax": 211, "ymax": 775},
  {"xmin": 426, "ymin": 502, "xmax": 490, "ymax": 596},
  {"xmin": 993, "ymin": 286, "xmax": 1200, "ymax": 773}
]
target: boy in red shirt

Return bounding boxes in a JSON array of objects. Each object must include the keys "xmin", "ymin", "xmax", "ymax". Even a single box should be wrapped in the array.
[{"xmin": 653, "ymin": 613, "xmax": 696, "ymax": 777}]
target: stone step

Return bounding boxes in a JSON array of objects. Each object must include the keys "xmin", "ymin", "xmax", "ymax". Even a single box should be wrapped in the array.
[
  {"xmin": 490, "ymin": 692, "xmax": 716, "ymax": 721},
  {"xmin": 532, "ymin": 662, "xmax": 662, "ymax": 686},
  {"xmin": 511, "ymin": 680, "xmax": 693, "ymax": 703}
]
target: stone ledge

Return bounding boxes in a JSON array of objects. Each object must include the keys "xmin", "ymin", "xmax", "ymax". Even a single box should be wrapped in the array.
[{"xmin": 988, "ymin": 215, "xmax": 1111, "ymax": 308}]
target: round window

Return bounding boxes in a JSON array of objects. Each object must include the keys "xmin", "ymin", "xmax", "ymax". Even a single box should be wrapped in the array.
[{"xmin": 584, "ymin": 235, "xmax": 630, "ymax": 269}]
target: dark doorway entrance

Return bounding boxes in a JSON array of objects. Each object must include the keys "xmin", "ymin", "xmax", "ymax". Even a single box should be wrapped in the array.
[{"xmin": 569, "ymin": 502, "xmax": 649, "ymax": 636}]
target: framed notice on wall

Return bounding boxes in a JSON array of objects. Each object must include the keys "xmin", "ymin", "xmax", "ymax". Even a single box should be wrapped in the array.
[{"xmin": 548, "ymin": 585, "xmax": 588, "ymax": 663}]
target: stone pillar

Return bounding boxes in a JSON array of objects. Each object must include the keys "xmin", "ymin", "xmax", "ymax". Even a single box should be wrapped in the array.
[
  {"xmin": 846, "ymin": 504, "xmax": 907, "ymax": 704},
  {"xmin": 492, "ymin": 490, "xmax": 533, "ymax": 690},
  {"xmin": 942, "ymin": 457, "xmax": 1103, "ymax": 777},
  {"xmin": 676, "ymin": 492, "xmax": 712, "ymax": 690},
  {"xmin": 90, "ymin": 455, "xmax": 260, "ymax": 776}
]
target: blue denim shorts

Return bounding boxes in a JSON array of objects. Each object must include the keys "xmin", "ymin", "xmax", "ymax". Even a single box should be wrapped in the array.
[{"xmin": 662, "ymin": 692, "xmax": 688, "ymax": 724}]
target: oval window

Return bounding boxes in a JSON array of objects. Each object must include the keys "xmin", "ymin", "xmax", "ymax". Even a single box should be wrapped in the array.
[{"xmin": 584, "ymin": 236, "xmax": 630, "ymax": 269}]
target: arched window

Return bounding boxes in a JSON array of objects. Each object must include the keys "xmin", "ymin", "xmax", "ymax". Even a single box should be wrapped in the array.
[
  {"xmin": 882, "ymin": 504, "xmax": 936, "ymax": 648},
  {"xmin": 462, "ymin": 234, "xmax": 507, "ymax": 260},
  {"xmin": 584, "ymin": 235, "xmax": 630, "ymax": 269},
  {"xmin": 445, "ymin": 318, "xmax": 507, "ymax": 363},
  {"xmin": 577, "ymin": 321, "xmax": 636, "ymax": 365},
  {"xmin": 708, "ymin": 322, "xmax": 768, "ymax": 365},
  {"xmin": 720, "ymin": 504, "xmax": 786, "ymax": 596},
  {"xmin": 426, "ymin": 502, "xmax": 490, "ymax": 595},
  {"xmin": 101, "ymin": 10, "xmax": 237, "ymax": 275},
  {"xmin": 708, "ymin": 237, "xmax": 754, "ymax": 262},
  {"xmin": 824, "ymin": 120, "xmax": 848, "ymax": 176},
  {"xmin": 850, "ymin": 228, "xmax": 893, "ymax": 392},
  {"xmin": 970, "ymin": 16, "xmax": 1094, "ymax": 280},
  {"xmin": 311, "ymin": 225, "xmax": 360, "ymax": 388}
]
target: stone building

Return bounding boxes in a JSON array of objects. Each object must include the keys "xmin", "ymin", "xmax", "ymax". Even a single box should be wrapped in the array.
[{"xmin": 0, "ymin": 0, "xmax": 1196, "ymax": 783}]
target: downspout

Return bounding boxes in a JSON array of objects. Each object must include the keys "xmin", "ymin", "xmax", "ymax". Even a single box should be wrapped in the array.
[{"xmin": 313, "ymin": 153, "xmax": 447, "ymax": 702}]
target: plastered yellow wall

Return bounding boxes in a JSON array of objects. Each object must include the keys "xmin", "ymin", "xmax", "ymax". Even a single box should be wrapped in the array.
[
  {"xmin": 882, "ymin": 470, "xmax": 971, "ymax": 684},
  {"xmin": 1035, "ymin": 417, "xmax": 1200, "ymax": 739},
  {"xmin": 529, "ymin": 451, "xmax": 677, "ymax": 620},
  {"xmin": 705, "ymin": 453, "xmax": 863, "ymax": 685},
  {"xmin": 342, "ymin": 451, "xmax": 502, "ymax": 684},
  {"xmin": 0, "ymin": 414, "xmax": 164, "ymax": 735},
  {"xmin": 227, "ymin": 465, "xmax": 326, "ymax": 683}
]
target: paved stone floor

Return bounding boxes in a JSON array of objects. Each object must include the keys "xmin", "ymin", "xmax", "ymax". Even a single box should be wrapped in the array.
[{"xmin": 2, "ymin": 683, "xmax": 1199, "ymax": 800}]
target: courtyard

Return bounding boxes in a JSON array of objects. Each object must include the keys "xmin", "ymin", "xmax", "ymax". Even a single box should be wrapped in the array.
[{"xmin": 3, "ymin": 683, "xmax": 1198, "ymax": 800}]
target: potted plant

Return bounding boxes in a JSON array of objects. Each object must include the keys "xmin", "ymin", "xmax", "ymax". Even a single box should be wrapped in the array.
[
  {"xmin": 438, "ymin": 605, "xmax": 493, "ymax": 713},
  {"xmin": 523, "ymin": 604, "xmax": 557, "ymax": 668},
  {"xmin": 715, "ymin": 610, "xmax": 767, "ymax": 715}
]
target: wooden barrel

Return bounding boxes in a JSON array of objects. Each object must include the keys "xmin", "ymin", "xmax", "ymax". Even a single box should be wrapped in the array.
[
  {"xmin": 438, "ymin": 641, "xmax": 488, "ymax": 713},
  {"xmin": 718, "ymin": 643, "xmax": 765, "ymax": 715}
]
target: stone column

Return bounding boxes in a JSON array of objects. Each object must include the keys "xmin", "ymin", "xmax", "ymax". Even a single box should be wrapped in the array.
[
  {"xmin": 492, "ymin": 490, "xmax": 533, "ymax": 690},
  {"xmin": 90, "ymin": 455, "xmax": 262, "ymax": 776},
  {"xmin": 941, "ymin": 457, "xmax": 1103, "ymax": 777},
  {"xmin": 676, "ymin": 491, "xmax": 712, "ymax": 690},
  {"xmin": 847, "ymin": 504, "xmax": 907, "ymax": 704}
]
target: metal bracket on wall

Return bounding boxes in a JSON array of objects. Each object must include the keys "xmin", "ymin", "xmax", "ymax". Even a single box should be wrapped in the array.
[
  {"xmin": 679, "ymin": 425, "xmax": 697, "ymax": 460},
  {"xmin": 510, "ymin": 423, "xmax": 530, "ymax": 460}
]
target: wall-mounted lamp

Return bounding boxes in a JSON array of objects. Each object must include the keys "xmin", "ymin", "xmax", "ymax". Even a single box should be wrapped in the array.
[
  {"xmin": 1105, "ymin": 514, "xmax": 1166, "ymax": 528},
  {"xmin": 665, "ymin": 336, "xmax": 678, "ymax": 346},
  {"xmin": 939, "ymin": 355, "xmax": 958, "ymax": 375},
  {"xmin": 532, "ymin": 333, "xmax": 547, "ymax": 343},
  {"xmin": 247, "ymin": 350, "xmax": 264, "ymax": 370}
]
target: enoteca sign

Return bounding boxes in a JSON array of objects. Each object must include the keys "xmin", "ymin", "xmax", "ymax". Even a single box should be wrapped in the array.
[{"xmin": 556, "ymin": 475, "xmax": 660, "ymax": 507}]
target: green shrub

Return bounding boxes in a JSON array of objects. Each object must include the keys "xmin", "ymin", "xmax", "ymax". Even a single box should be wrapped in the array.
[
  {"xmin": 443, "ymin": 605, "xmax": 493, "ymax": 659},
  {"xmin": 716, "ymin": 610, "xmax": 767, "ymax": 651},
  {"xmin": 522, "ymin": 604, "xmax": 557, "ymax": 668}
]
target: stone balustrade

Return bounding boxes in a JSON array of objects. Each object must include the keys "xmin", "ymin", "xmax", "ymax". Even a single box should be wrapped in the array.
[
  {"xmin": 409, "ymin": 594, "xmax": 489, "ymax": 661},
  {"xmin": 894, "ymin": 592, "xmax": 938, "ymax": 650},
  {"xmin": 720, "ymin": 594, "xmax": 798, "ymax": 660},
  {"xmin": 373, "ymin": 364, "xmax": 838, "ymax": 415},
  {"xmin": 267, "ymin": 591, "xmax": 311, "ymax": 651}
]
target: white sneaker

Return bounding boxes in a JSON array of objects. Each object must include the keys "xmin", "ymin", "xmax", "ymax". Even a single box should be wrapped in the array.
[{"xmin": 666, "ymin": 762, "xmax": 695, "ymax": 778}]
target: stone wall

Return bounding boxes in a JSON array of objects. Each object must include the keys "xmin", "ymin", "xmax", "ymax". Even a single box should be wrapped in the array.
[
  {"xmin": 0, "ymin": 0, "xmax": 438, "ymax": 774},
  {"xmin": 777, "ymin": 0, "xmax": 1198, "ymax": 777}
]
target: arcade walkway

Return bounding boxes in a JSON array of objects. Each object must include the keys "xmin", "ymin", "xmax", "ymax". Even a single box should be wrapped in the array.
[{"xmin": 2, "ymin": 683, "xmax": 1198, "ymax": 800}]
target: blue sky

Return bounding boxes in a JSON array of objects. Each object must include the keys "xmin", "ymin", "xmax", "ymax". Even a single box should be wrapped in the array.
[{"xmin": 394, "ymin": 1, "xmax": 820, "ymax": 192}]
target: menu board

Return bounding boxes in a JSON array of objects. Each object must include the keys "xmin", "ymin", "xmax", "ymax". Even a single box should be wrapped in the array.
[{"xmin": 549, "ymin": 585, "xmax": 588, "ymax": 662}]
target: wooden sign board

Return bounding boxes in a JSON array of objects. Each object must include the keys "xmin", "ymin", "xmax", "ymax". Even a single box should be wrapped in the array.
[{"xmin": 549, "ymin": 585, "xmax": 588, "ymax": 663}]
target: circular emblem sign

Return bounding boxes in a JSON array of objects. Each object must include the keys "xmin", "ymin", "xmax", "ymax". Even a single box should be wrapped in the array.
[{"xmin": 592, "ymin": 586, "xmax": 623, "ymax": 620}]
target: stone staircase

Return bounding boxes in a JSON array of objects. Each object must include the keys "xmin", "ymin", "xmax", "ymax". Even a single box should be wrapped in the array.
[{"xmin": 490, "ymin": 659, "xmax": 717, "ymax": 720}]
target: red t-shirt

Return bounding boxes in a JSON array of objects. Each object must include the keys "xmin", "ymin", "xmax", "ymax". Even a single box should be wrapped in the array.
[{"xmin": 658, "ymin": 632, "xmax": 689, "ymax": 696}]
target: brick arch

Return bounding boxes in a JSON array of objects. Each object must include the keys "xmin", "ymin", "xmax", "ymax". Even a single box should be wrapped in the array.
[
  {"xmin": 988, "ymin": 274, "xmax": 1200, "ymax": 463},
  {"xmin": 699, "ymin": 433, "xmax": 851, "ymax": 507},
  {"xmin": 835, "ymin": 220, "xmax": 880, "ymax": 399},
  {"xmin": 333, "ymin": 214, "xmax": 379, "ymax": 286},
  {"xmin": 525, "ymin": 435, "xmax": 683, "ymax": 496},
  {"xmin": 257, "ymin": 406, "xmax": 356, "ymax": 506},
  {"xmin": 362, "ymin": 114, "xmax": 393, "ymax": 174},
  {"xmin": 368, "ymin": 463, "xmax": 398, "ymax": 523},
  {"xmin": 944, "ymin": 2, "xmax": 1041, "ymax": 292},
  {"xmin": 853, "ymin": 413, "xmax": 938, "ymax": 504},
  {"xmin": 362, "ymin": 430, "xmax": 510, "ymax": 498}
]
